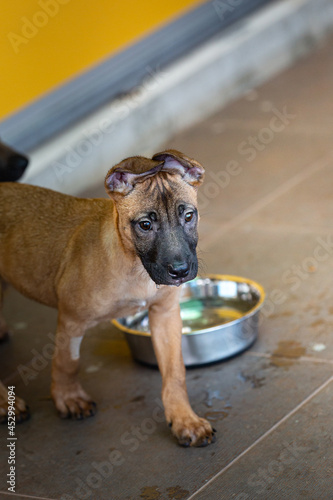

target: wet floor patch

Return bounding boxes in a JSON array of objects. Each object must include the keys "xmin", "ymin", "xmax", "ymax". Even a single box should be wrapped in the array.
[
  {"xmin": 140, "ymin": 485, "xmax": 190, "ymax": 500},
  {"xmin": 204, "ymin": 408, "xmax": 231, "ymax": 421},
  {"xmin": 166, "ymin": 486, "xmax": 190, "ymax": 499},
  {"xmin": 203, "ymin": 389, "xmax": 232, "ymax": 421},
  {"xmin": 239, "ymin": 372, "xmax": 266, "ymax": 388},
  {"xmin": 130, "ymin": 394, "xmax": 146, "ymax": 403},
  {"xmin": 140, "ymin": 486, "xmax": 162, "ymax": 500},
  {"xmin": 204, "ymin": 389, "xmax": 225, "ymax": 407},
  {"xmin": 270, "ymin": 340, "xmax": 306, "ymax": 367}
]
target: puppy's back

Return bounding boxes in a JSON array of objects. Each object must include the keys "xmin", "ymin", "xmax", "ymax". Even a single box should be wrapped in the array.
[{"xmin": 0, "ymin": 183, "xmax": 110, "ymax": 307}]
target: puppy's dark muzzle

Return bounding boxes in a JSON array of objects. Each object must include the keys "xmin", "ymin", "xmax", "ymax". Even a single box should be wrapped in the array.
[{"xmin": 168, "ymin": 262, "xmax": 190, "ymax": 280}]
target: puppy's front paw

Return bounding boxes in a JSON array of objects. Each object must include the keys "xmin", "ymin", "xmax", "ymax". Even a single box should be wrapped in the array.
[
  {"xmin": 0, "ymin": 395, "xmax": 30, "ymax": 424},
  {"xmin": 169, "ymin": 413, "xmax": 216, "ymax": 447},
  {"xmin": 52, "ymin": 383, "xmax": 97, "ymax": 420}
]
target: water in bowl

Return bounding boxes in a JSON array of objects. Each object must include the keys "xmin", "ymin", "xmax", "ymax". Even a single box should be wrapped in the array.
[{"xmin": 180, "ymin": 297, "xmax": 246, "ymax": 333}]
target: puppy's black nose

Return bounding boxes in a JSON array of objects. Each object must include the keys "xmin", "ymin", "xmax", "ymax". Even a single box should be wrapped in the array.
[{"xmin": 168, "ymin": 262, "xmax": 190, "ymax": 279}]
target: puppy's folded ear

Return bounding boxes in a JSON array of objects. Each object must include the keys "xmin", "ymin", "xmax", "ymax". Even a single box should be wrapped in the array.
[
  {"xmin": 152, "ymin": 149, "xmax": 205, "ymax": 187},
  {"xmin": 105, "ymin": 157, "xmax": 163, "ymax": 197},
  {"xmin": 105, "ymin": 150, "xmax": 204, "ymax": 198}
]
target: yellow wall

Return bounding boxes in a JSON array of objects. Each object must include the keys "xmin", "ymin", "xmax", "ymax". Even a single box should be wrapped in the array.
[{"xmin": 1, "ymin": 0, "xmax": 201, "ymax": 120}]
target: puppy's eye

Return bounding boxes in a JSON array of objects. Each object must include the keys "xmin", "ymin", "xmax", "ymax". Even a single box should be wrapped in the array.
[
  {"xmin": 185, "ymin": 212, "xmax": 194, "ymax": 223},
  {"xmin": 139, "ymin": 220, "xmax": 152, "ymax": 231}
]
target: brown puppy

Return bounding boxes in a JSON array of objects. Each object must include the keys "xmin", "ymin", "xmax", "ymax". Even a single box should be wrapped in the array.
[{"xmin": 0, "ymin": 150, "xmax": 215, "ymax": 447}]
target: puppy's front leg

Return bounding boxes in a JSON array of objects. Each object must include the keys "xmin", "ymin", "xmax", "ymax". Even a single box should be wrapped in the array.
[
  {"xmin": 149, "ymin": 290, "xmax": 216, "ymax": 447},
  {"xmin": 51, "ymin": 314, "xmax": 96, "ymax": 419}
]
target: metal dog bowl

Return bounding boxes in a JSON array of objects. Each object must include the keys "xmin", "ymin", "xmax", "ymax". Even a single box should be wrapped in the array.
[{"xmin": 113, "ymin": 275, "xmax": 265, "ymax": 367}]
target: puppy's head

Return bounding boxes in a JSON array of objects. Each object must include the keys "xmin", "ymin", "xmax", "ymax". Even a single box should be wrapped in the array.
[{"xmin": 105, "ymin": 150, "xmax": 204, "ymax": 286}]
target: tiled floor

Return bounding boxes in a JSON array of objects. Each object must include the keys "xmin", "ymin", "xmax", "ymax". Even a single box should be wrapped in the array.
[{"xmin": 1, "ymin": 33, "xmax": 333, "ymax": 500}]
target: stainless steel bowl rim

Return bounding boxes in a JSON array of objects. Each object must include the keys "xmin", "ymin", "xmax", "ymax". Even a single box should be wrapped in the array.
[{"xmin": 112, "ymin": 274, "xmax": 265, "ymax": 337}]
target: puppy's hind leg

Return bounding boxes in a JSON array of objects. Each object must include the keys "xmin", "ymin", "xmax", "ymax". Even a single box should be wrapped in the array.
[
  {"xmin": 51, "ymin": 312, "xmax": 97, "ymax": 420},
  {"xmin": 0, "ymin": 381, "xmax": 30, "ymax": 424},
  {"xmin": 0, "ymin": 279, "xmax": 10, "ymax": 343},
  {"xmin": 0, "ymin": 280, "xmax": 30, "ymax": 423}
]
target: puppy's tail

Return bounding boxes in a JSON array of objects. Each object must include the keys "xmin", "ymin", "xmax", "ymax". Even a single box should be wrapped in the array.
[{"xmin": 0, "ymin": 140, "xmax": 29, "ymax": 182}]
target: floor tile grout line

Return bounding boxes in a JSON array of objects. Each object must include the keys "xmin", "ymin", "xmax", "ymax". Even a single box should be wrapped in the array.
[
  {"xmin": 202, "ymin": 151, "xmax": 333, "ymax": 251},
  {"xmin": 0, "ymin": 492, "xmax": 57, "ymax": 500},
  {"xmin": 247, "ymin": 351, "xmax": 333, "ymax": 365},
  {"xmin": 187, "ymin": 374, "xmax": 333, "ymax": 499}
]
